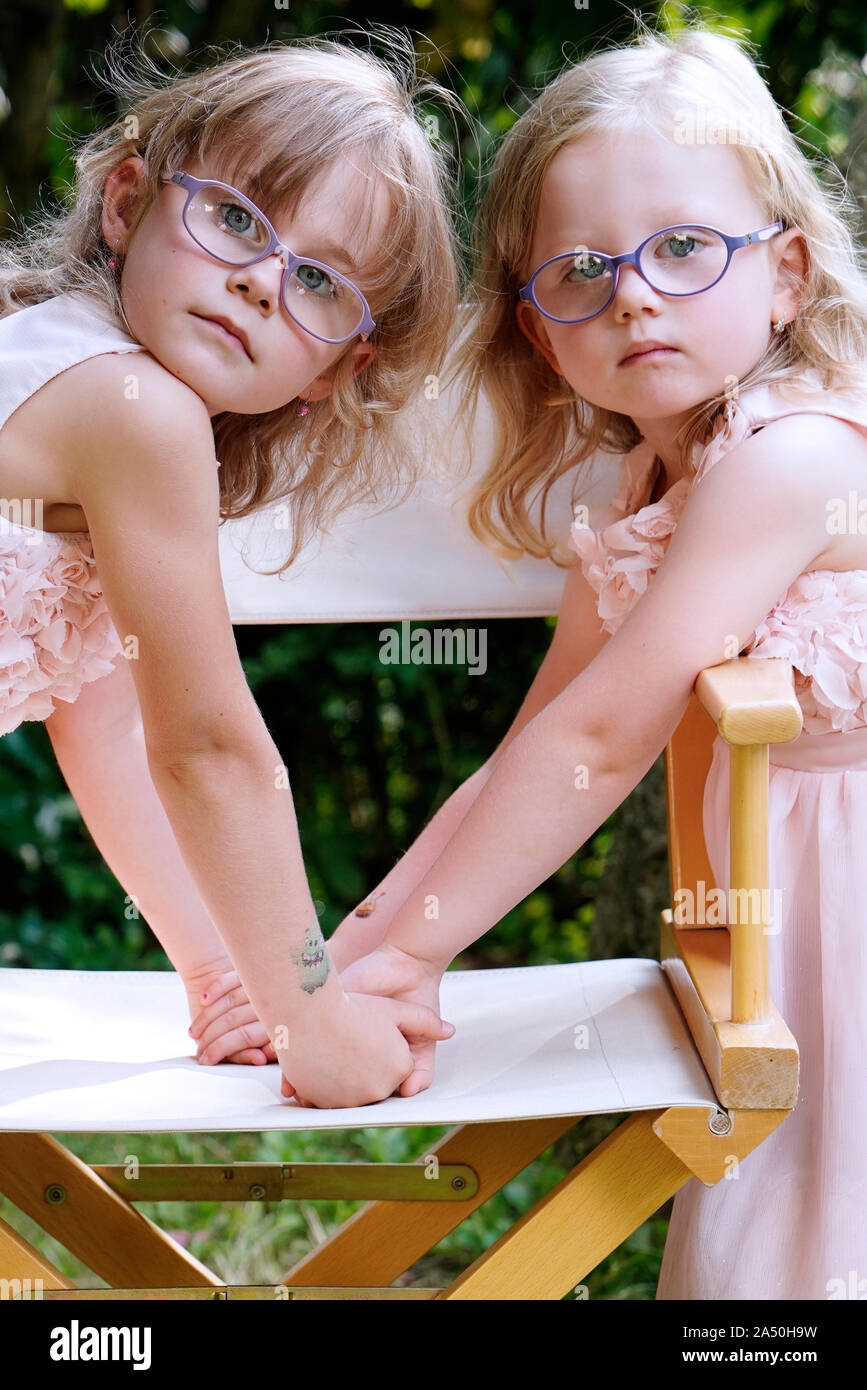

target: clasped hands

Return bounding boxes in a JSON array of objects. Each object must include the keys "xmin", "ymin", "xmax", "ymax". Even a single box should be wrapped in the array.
[{"xmin": 186, "ymin": 940, "xmax": 453, "ymax": 1109}]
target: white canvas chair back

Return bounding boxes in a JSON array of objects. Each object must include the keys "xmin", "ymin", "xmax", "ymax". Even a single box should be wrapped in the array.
[{"xmin": 218, "ymin": 352, "xmax": 620, "ymax": 624}]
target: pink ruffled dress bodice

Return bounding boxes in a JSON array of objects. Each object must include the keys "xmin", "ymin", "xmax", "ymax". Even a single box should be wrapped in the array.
[
  {"xmin": 0, "ymin": 526, "xmax": 129, "ymax": 736},
  {"xmin": 569, "ymin": 367, "xmax": 867, "ymax": 734},
  {"xmin": 0, "ymin": 292, "xmax": 154, "ymax": 735},
  {"xmin": 0, "ymin": 292, "xmax": 215, "ymax": 737}
]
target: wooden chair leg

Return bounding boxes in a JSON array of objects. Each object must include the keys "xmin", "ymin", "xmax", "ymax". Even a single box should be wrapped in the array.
[
  {"xmin": 0, "ymin": 1132, "xmax": 222, "ymax": 1289},
  {"xmin": 0, "ymin": 1213, "xmax": 67, "ymax": 1288},
  {"xmin": 282, "ymin": 1115, "xmax": 579, "ymax": 1288},
  {"xmin": 438, "ymin": 1111, "xmax": 691, "ymax": 1299}
]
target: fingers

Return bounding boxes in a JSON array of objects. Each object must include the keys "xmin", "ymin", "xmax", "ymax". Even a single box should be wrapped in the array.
[
  {"xmin": 188, "ymin": 982, "xmax": 248, "ymax": 1037},
  {"xmin": 399, "ymin": 1066, "xmax": 433, "ymax": 1098},
  {"xmin": 223, "ymin": 1047, "xmax": 270, "ymax": 1066},
  {"xmin": 391, "ymin": 1000, "xmax": 456, "ymax": 1042},
  {"xmin": 193, "ymin": 1005, "xmax": 272, "ymax": 1065},
  {"xmin": 398, "ymin": 1038, "xmax": 437, "ymax": 1098},
  {"xmin": 188, "ymin": 968, "xmax": 242, "ymax": 1017}
]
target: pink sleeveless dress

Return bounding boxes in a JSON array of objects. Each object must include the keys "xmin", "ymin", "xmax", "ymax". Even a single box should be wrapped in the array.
[
  {"xmin": 0, "ymin": 291, "xmax": 217, "ymax": 737},
  {"xmin": 570, "ymin": 367, "xmax": 867, "ymax": 1300}
]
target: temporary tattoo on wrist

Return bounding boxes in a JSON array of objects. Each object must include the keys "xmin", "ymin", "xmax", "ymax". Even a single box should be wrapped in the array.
[{"xmin": 290, "ymin": 922, "xmax": 330, "ymax": 995}]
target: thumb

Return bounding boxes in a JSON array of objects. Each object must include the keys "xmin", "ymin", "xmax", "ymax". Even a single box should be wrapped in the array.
[{"xmin": 392, "ymin": 1000, "xmax": 456, "ymax": 1041}]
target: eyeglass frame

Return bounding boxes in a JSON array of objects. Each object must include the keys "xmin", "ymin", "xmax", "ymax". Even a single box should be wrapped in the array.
[
  {"xmin": 518, "ymin": 221, "xmax": 785, "ymax": 325},
  {"xmin": 159, "ymin": 171, "xmax": 376, "ymax": 345}
]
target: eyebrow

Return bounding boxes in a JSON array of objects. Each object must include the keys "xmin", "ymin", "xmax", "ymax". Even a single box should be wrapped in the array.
[
  {"xmin": 214, "ymin": 174, "xmax": 364, "ymax": 275},
  {"xmin": 296, "ymin": 238, "xmax": 361, "ymax": 273},
  {"xmin": 551, "ymin": 212, "xmax": 718, "ymax": 253}
]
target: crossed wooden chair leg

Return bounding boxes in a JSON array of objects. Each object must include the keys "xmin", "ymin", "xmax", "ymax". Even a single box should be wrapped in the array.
[{"xmin": 0, "ymin": 1101, "xmax": 787, "ymax": 1300}]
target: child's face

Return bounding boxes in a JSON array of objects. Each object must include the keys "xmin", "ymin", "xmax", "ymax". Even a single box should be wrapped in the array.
[
  {"xmin": 101, "ymin": 153, "xmax": 390, "ymax": 417},
  {"xmin": 515, "ymin": 128, "xmax": 805, "ymax": 453}
]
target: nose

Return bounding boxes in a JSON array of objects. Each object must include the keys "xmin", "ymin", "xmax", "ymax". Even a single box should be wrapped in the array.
[
  {"xmin": 227, "ymin": 252, "xmax": 285, "ymax": 313},
  {"xmin": 610, "ymin": 260, "xmax": 664, "ymax": 321}
]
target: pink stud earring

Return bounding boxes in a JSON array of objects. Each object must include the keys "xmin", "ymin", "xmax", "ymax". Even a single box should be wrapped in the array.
[{"xmin": 296, "ymin": 392, "xmax": 313, "ymax": 418}]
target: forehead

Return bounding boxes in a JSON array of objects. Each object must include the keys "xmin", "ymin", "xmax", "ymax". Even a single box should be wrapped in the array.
[{"xmin": 534, "ymin": 127, "xmax": 760, "ymax": 254}]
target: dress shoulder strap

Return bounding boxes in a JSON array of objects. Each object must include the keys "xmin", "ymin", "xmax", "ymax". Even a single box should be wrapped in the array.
[
  {"xmin": 0, "ymin": 290, "xmax": 146, "ymax": 438},
  {"xmin": 693, "ymin": 366, "xmax": 867, "ymax": 485}
]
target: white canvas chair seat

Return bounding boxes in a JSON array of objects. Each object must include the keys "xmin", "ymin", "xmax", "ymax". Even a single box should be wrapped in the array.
[{"xmin": 0, "ymin": 960, "xmax": 720, "ymax": 1134}]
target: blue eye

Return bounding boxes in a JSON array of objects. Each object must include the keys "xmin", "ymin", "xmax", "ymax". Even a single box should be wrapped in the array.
[
  {"xmin": 218, "ymin": 201, "xmax": 259, "ymax": 240},
  {"xmin": 660, "ymin": 234, "xmax": 696, "ymax": 259},
  {"xmin": 293, "ymin": 263, "xmax": 338, "ymax": 299},
  {"xmin": 566, "ymin": 253, "xmax": 607, "ymax": 282}
]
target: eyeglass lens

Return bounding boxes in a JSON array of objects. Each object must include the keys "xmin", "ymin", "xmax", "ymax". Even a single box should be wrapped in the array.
[
  {"xmin": 532, "ymin": 227, "xmax": 730, "ymax": 321},
  {"xmin": 184, "ymin": 184, "xmax": 367, "ymax": 339}
]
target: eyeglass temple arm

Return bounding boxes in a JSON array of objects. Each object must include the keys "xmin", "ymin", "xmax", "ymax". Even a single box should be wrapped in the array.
[{"xmin": 733, "ymin": 221, "xmax": 785, "ymax": 248}]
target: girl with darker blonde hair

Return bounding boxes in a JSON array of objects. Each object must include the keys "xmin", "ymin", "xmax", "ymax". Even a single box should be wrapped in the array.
[{"xmin": 0, "ymin": 26, "xmax": 462, "ymax": 1102}]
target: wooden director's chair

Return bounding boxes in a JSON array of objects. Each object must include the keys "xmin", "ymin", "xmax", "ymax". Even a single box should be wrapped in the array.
[{"xmin": 0, "ymin": 396, "xmax": 801, "ymax": 1300}]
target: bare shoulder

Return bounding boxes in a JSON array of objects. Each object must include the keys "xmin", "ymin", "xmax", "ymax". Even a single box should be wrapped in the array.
[
  {"xmin": 59, "ymin": 351, "xmax": 214, "ymax": 468},
  {"xmin": 692, "ymin": 409, "xmax": 867, "ymax": 571},
  {"xmin": 56, "ymin": 352, "xmax": 216, "ymax": 519}
]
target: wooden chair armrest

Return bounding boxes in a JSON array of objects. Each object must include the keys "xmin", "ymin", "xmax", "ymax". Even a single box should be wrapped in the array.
[
  {"xmin": 694, "ymin": 656, "xmax": 802, "ymax": 746},
  {"xmin": 673, "ymin": 656, "xmax": 803, "ymax": 1028}
]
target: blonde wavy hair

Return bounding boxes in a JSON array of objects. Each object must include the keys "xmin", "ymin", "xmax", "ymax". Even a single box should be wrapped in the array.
[
  {"xmin": 450, "ymin": 14, "xmax": 867, "ymax": 563},
  {"xmin": 0, "ymin": 24, "xmax": 465, "ymax": 572}
]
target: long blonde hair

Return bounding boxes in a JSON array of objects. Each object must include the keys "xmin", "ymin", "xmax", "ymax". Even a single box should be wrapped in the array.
[
  {"xmin": 451, "ymin": 15, "xmax": 867, "ymax": 563},
  {"xmin": 0, "ymin": 25, "xmax": 466, "ymax": 572}
]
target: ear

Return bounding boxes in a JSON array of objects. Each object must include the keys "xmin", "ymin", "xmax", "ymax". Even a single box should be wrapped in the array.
[
  {"xmin": 515, "ymin": 300, "xmax": 564, "ymax": 376},
  {"xmin": 771, "ymin": 227, "xmax": 808, "ymax": 325},
  {"xmin": 101, "ymin": 155, "xmax": 148, "ymax": 253},
  {"xmin": 304, "ymin": 340, "xmax": 377, "ymax": 401}
]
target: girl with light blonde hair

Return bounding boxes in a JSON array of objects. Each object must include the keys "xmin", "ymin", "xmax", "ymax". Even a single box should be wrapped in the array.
[{"xmin": 323, "ymin": 17, "xmax": 867, "ymax": 1297}]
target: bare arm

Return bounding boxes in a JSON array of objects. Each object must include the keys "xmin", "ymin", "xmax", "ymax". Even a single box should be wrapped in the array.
[
  {"xmin": 379, "ymin": 416, "xmax": 837, "ymax": 971},
  {"xmin": 44, "ymin": 655, "xmax": 277, "ymax": 1064},
  {"xmin": 45, "ymin": 654, "xmax": 236, "ymax": 981},
  {"xmin": 68, "ymin": 355, "xmax": 344, "ymax": 1047},
  {"xmin": 328, "ymin": 558, "xmax": 611, "ymax": 969}
]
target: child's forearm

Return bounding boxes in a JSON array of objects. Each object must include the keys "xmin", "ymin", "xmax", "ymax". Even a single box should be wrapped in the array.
[
  {"xmin": 382, "ymin": 707, "xmax": 657, "ymax": 970},
  {"xmin": 332, "ymin": 762, "xmax": 495, "ymax": 960},
  {"xmin": 149, "ymin": 744, "xmax": 345, "ymax": 1037},
  {"xmin": 47, "ymin": 713, "xmax": 240, "ymax": 980}
]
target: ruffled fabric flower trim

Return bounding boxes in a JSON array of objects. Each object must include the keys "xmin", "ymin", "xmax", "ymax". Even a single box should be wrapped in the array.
[
  {"xmin": 0, "ymin": 527, "xmax": 123, "ymax": 736},
  {"xmin": 568, "ymin": 449, "xmax": 691, "ymax": 635},
  {"xmin": 743, "ymin": 571, "xmax": 867, "ymax": 734}
]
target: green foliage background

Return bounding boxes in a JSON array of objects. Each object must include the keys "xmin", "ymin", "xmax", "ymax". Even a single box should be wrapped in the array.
[{"xmin": 0, "ymin": 0, "xmax": 865, "ymax": 1295}]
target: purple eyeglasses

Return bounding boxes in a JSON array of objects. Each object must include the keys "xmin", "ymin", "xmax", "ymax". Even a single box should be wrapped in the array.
[
  {"xmin": 519, "ymin": 221, "xmax": 785, "ymax": 324},
  {"xmin": 160, "ymin": 171, "xmax": 376, "ymax": 345}
]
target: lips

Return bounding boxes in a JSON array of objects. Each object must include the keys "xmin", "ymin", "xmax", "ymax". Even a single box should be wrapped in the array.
[
  {"xmin": 193, "ymin": 313, "xmax": 251, "ymax": 359},
  {"xmin": 620, "ymin": 339, "xmax": 676, "ymax": 364}
]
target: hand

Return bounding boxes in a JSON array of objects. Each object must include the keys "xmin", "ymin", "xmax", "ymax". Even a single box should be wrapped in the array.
[
  {"xmin": 185, "ymin": 960, "xmax": 278, "ymax": 1066},
  {"xmin": 343, "ymin": 944, "xmax": 448, "ymax": 1099},
  {"xmin": 278, "ymin": 988, "xmax": 455, "ymax": 1109},
  {"xmin": 284, "ymin": 943, "xmax": 448, "ymax": 1102}
]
